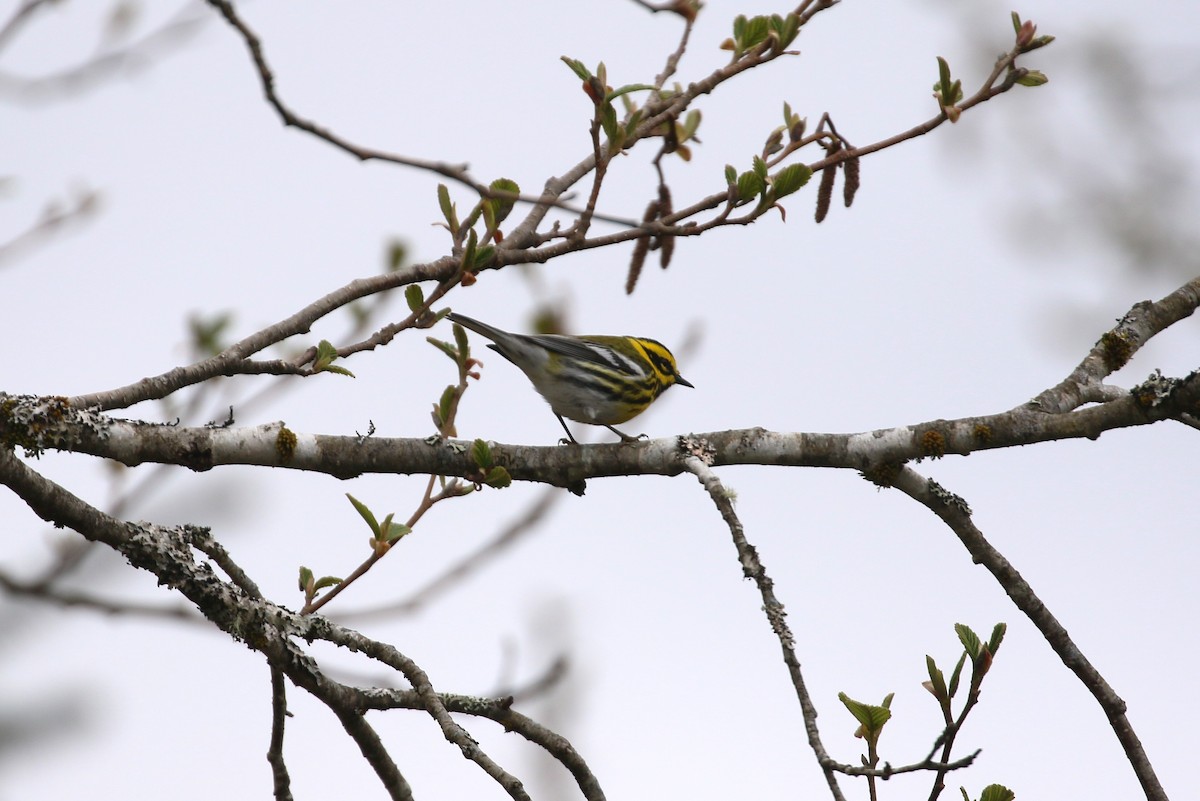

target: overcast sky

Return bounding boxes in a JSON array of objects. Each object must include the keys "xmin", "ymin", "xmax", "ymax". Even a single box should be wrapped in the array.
[{"xmin": 3, "ymin": 1, "xmax": 1198, "ymax": 799}]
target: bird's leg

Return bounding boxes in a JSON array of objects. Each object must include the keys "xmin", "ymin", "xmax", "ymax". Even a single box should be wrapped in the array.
[
  {"xmin": 556, "ymin": 414, "xmax": 580, "ymax": 445},
  {"xmin": 605, "ymin": 425, "xmax": 647, "ymax": 443}
]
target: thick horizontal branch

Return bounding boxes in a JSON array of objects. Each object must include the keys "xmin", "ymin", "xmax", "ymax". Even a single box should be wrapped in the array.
[{"xmin": 10, "ymin": 378, "xmax": 1194, "ymax": 493}]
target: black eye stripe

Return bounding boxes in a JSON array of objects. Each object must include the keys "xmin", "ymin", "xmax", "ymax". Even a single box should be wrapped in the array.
[{"xmin": 648, "ymin": 352, "xmax": 673, "ymax": 375}]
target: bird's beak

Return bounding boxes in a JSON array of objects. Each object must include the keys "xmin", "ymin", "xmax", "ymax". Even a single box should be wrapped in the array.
[{"xmin": 675, "ymin": 375, "xmax": 694, "ymax": 388}]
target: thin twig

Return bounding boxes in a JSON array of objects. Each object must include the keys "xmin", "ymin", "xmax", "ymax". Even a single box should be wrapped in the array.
[
  {"xmin": 319, "ymin": 626, "xmax": 532, "ymax": 801},
  {"xmin": 338, "ymin": 486, "xmax": 562, "ymax": 621},
  {"xmin": 267, "ymin": 666, "xmax": 294, "ymax": 801},
  {"xmin": 890, "ymin": 466, "xmax": 1167, "ymax": 801},
  {"xmin": 681, "ymin": 453, "xmax": 846, "ymax": 801}
]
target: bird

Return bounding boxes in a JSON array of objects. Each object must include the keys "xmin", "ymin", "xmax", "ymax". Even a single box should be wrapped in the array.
[{"xmin": 446, "ymin": 312, "xmax": 693, "ymax": 443}]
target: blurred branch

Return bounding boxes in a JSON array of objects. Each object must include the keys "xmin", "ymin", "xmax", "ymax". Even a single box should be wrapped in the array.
[
  {"xmin": 0, "ymin": 188, "xmax": 100, "ymax": 269},
  {"xmin": 0, "ymin": 3, "xmax": 208, "ymax": 104},
  {"xmin": 889, "ymin": 466, "xmax": 1168, "ymax": 801},
  {"xmin": 0, "ymin": 0, "xmax": 54, "ymax": 53},
  {"xmin": 0, "ymin": 568, "xmax": 198, "ymax": 619}
]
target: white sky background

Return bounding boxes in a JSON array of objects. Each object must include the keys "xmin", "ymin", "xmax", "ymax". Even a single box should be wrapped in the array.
[{"xmin": 2, "ymin": 1, "xmax": 1198, "ymax": 799}]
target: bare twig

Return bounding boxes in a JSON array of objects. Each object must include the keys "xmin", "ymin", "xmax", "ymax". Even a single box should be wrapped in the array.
[
  {"xmin": 205, "ymin": 1, "xmax": 474, "ymax": 185},
  {"xmin": 66, "ymin": 255, "xmax": 460, "ymax": 411},
  {"xmin": 301, "ymin": 475, "xmax": 473, "ymax": 615},
  {"xmin": 1030, "ymin": 277, "xmax": 1200, "ymax": 413},
  {"xmin": 319, "ymin": 626, "xmax": 532, "ymax": 801},
  {"xmin": 338, "ymin": 486, "xmax": 562, "ymax": 621},
  {"xmin": 267, "ymin": 666, "xmax": 294, "ymax": 801},
  {"xmin": 681, "ymin": 452, "xmax": 846, "ymax": 801}
]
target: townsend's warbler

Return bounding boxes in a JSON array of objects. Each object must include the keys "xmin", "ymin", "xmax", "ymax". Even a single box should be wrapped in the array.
[{"xmin": 447, "ymin": 312, "xmax": 693, "ymax": 443}]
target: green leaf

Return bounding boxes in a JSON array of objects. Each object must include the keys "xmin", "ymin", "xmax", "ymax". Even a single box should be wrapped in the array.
[
  {"xmin": 471, "ymin": 438, "xmax": 493, "ymax": 469},
  {"xmin": 381, "ymin": 516, "xmax": 412, "ymax": 543},
  {"xmin": 752, "ymin": 155, "xmax": 768, "ymax": 179},
  {"xmin": 312, "ymin": 575, "xmax": 343, "ymax": 591},
  {"xmin": 313, "ymin": 339, "xmax": 337, "ymax": 370},
  {"xmin": 346, "ymin": 493, "xmax": 381, "ymax": 537},
  {"xmin": 937, "ymin": 56, "xmax": 953, "ymax": 97},
  {"xmin": 1011, "ymin": 11, "xmax": 1022, "ymax": 34},
  {"xmin": 560, "ymin": 55, "xmax": 592, "ymax": 81},
  {"xmin": 948, "ymin": 652, "xmax": 967, "ymax": 698},
  {"xmin": 956, "ymin": 623, "xmax": 982, "ymax": 659},
  {"xmin": 453, "ymin": 318, "xmax": 470, "ymax": 357},
  {"xmin": 607, "ymin": 82, "xmax": 656, "ymax": 102},
  {"xmin": 771, "ymin": 163, "xmax": 812, "ymax": 199},
  {"xmin": 741, "ymin": 14, "xmax": 770, "ymax": 49},
  {"xmin": 426, "ymin": 336, "xmax": 460, "ymax": 363},
  {"xmin": 978, "ymin": 784, "xmax": 1016, "ymax": 801},
  {"xmin": 486, "ymin": 178, "xmax": 519, "ymax": 228},
  {"xmin": 772, "ymin": 12, "xmax": 800, "ymax": 49},
  {"xmin": 736, "ymin": 170, "xmax": 764, "ymax": 202},
  {"xmin": 462, "ymin": 228, "xmax": 478, "ymax": 273},
  {"xmin": 405, "ymin": 284, "xmax": 425, "ymax": 313},
  {"xmin": 188, "ymin": 311, "xmax": 233, "ymax": 357},
  {"xmin": 438, "ymin": 385, "xmax": 456, "ymax": 424},
  {"xmin": 313, "ymin": 340, "xmax": 354, "ymax": 377},
  {"xmin": 298, "ymin": 565, "xmax": 313, "ymax": 591},
  {"xmin": 1023, "ymin": 34, "xmax": 1055, "ymax": 52},
  {"xmin": 485, "ymin": 466, "xmax": 511, "ymax": 488},
  {"xmin": 926, "ymin": 655, "xmax": 949, "ymax": 704},
  {"xmin": 601, "ymin": 101, "xmax": 621, "ymax": 145},
  {"xmin": 624, "ymin": 108, "xmax": 645, "ymax": 138},
  {"xmin": 386, "ymin": 240, "xmax": 407, "ymax": 272},
  {"xmin": 473, "ymin": 244, "xmax": 495, "ymax": 270},
  {"xmin": 837, "ymin": 692, "xmax": 892, "ymax": 738},
  {"xmin": 724, "ymin": 164, "xmax": 738, "ymax": 185},
  {"xmin": 988, "ymin": 622, "xmax": 1007, "ymax": 656},
  {"xmin": 680, "ymin": 109, "xmax": 702, "ymax": 141},
  {"xmin": 481, "ymin": 195, "xmax": 496, "ymax": 233},
  {"xmin": 437, "ymin": 184, "xmax": 458, "ymax": 235},
  {"xmin": 1015, "ymin": 69, "xmax": 1049, "ymax": 87}
]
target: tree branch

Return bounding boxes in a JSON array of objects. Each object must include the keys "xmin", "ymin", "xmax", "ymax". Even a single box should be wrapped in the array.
[
  {"xmin": 889, "ymin": 466, "xmax": 1167, "ymax": 801},
  {"xmin": 682, "ymin": 452, "xmax": 846, "ymax": 801}
]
